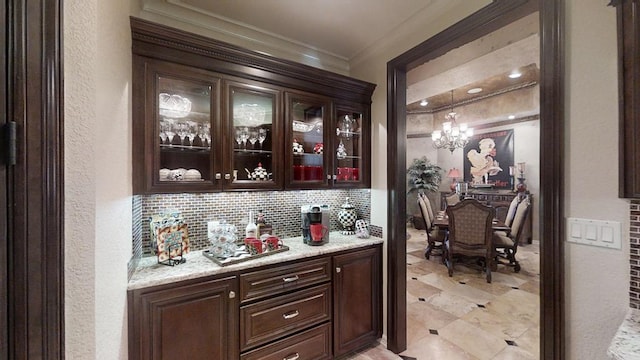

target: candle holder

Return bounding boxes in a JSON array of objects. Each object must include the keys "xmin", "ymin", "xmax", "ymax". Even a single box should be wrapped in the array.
[{"xmin": 516, "ymin": 162, "xmax": 527, "ymax": 193}]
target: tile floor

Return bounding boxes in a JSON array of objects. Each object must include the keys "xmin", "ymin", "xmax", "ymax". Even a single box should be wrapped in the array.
[
  {"xmin": 399, "ymin": 226, "xmax": 540, "ymax": 360},
  {"xmin": 344, "ymin": 226, "xmax": 540, "ymax": 360}
]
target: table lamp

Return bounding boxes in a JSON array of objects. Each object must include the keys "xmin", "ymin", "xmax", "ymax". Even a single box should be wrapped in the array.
[{"xmin": 447, "ymin": 168, "xmax": 461, "ymax": 191}]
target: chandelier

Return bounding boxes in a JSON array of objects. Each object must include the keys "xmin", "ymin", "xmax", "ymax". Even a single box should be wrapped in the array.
[{"xmin": 431, "ymin": 90, "xmax": 473, "ymax": 153}]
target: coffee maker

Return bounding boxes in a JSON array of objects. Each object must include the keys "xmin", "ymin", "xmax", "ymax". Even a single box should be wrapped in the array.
[{"xmin": 301, "ymin": 204, "xmax": 330, "ymax": 245}]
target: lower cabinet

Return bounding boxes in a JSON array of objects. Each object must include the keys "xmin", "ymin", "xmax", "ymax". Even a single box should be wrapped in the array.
[
  {"xmin": 333, "ymin": 247, "xmax": 382, "ymax": 358},
  {"xmin": 128, "ymin": 276, "xmax": 239, "ymax": 360},
  {"xmin": 128, "ymin": 244, "xmax": 382, "ymax": 360}
]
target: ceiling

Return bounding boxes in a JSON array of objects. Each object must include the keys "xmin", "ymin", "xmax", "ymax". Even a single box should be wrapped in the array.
[
  {"xmin": 140, "ymin": 1, "xmax": 538, "ymax": 117},
  {"xmin": 146, "ymin": 0, "xmax": 441, "ymax": 61}
]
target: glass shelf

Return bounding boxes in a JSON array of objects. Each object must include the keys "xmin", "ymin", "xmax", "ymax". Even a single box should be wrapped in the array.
[{"xmin": 160, "ymin": 144, "xmax": 210, "ymax": 152}]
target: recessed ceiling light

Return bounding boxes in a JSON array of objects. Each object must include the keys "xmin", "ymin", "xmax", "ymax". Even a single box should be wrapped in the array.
[
  {"xmin": 508, "ymin": 71, "xmax": 522, "ymax": 79},
  {"xmin": 508, "ymin": 115, "xmax": 516, "ymax": 120},
  {"xmin": 467, "ymin": 88, "xmax": 483, "ymax": 94},
  {"xmin": 420, "ymin": 99, "xmax": 428, "ymax": 106}
]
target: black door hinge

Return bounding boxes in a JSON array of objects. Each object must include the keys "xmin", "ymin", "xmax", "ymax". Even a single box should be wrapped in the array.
[{"xmin": 5, "ymin": 121, "xmax": 16, "ymax": 165}]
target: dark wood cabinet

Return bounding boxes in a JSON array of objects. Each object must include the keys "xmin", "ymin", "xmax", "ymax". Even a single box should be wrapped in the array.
[
  {"xmin": 332, "ymin": 247, "xmax": 382, "ymax": 357},
  {"xmin": 128, "ymin": 245, "xmax": 382, "ymax": 359},
  {"xmin": 128, "ymin": 276, "xmax": 239, "ymax": 360},
  {"xmin": 613, "ymin": 0, "xmax": 640, "ymax": 198},
  {"xmin": 131, "ymin": 17, "xmax": 375, "ymax": 194}
]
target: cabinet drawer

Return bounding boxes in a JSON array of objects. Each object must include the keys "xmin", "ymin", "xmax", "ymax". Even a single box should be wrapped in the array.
[
  {"xmin": 240, "ymin": 257, "xmax": 331, "ymax": 303},
  {"xmin": 240, "ymin": 284, "xmax": 331, "ymax": 351},
  {"xmin": 240, "ymin": 323, "xmax": 331, "ymax": 360}
]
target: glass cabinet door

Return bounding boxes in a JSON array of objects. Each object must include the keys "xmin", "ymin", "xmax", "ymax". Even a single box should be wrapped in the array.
[
  {"xmin": 225, "ymin": 81, "xmax": 281, "ymax": 189},
  {"xmin": 333, "ymin": 104, "xmax": 365, "ymax": 186},
  {"xmin": 154, "ymin": 70, "xmax": 219, "ymax": 190},
  {"xmin": 286, "ymin": 92, "xmax": 331, "ymax": 188}
]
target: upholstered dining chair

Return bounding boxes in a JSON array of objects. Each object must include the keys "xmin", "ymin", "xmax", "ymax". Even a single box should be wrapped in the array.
[
  {"xmin": 417, "ymin": 193, "xmax": 445, "ymax": 260},
  {"xmin": 444, "ymin": 198, "xmax": 496, "ymax": 283},
  {"xmin": 444, "ymin": 192, "xmax": 460, "ymax": 207},
  {"xmin": 493, "ymin": 197, "xmax": 530, "ymax": 272},
  {"xmin": 494, "ymin": 195, "xmax": 522, "ymax": 236}
]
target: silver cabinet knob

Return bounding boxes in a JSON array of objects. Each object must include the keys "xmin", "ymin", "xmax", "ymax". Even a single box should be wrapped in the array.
[
  {"xmin": 336, "ymin": 267, "xmax": 341, "ymax": 273},
  {"xmin": 224, "ymin": 173, "xmax": 231, "ymax": 180},
  {"xmin": 229, "ymin": 291, "xmax": 236, "ymax": 299},
  {"xmin": 215, "ymin": 173, "xmax": 222, "ymax": 180}
]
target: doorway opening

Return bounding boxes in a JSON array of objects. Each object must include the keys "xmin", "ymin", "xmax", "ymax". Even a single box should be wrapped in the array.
[{"xmin": 386, "ymin": 1, "xmax": 564, "ymax": 358}]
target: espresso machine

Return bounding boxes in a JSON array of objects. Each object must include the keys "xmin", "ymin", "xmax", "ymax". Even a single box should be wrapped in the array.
[{"xmin": 301, "ymin": 204, "xmax": 330, "ymax": 245}]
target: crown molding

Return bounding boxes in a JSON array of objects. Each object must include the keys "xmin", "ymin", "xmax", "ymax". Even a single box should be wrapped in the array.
[{"xmin": 139, "ymin": 0, "xmax": 350, "ymax": 75}]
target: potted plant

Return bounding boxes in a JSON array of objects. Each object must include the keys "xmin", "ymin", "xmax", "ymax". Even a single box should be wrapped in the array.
[{"xmin": 406, "ymin": 156, "xmax": 443, "ymax": 229}]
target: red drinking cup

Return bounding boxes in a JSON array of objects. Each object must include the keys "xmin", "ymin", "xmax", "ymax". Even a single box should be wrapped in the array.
[
  {"xmin": 244, "ymin": 237, "xmax": 263, "ymax": 255},
  {"xmin": 309, "ymin": 224, "xmax": 328, "ymax": 242}
]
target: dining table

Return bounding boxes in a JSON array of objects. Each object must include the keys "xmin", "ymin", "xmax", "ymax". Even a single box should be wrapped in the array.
[{"xmin": 432, "ymin": 211, "xmax": 511, "ymax": 232}]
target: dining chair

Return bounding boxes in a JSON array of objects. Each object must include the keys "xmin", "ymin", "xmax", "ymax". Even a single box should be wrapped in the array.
[
  {"xmin": 417, "ymin": 193, "xmax": 445, "ymax": 259},
  {"xmin": 493, "ymin": 197, "xmax": 530, "ymax": 272},
  {"xmin": 444, "ymin": 192, "xmax": 460, "ymax": 207},
  {"xmin": 494, "ymin": 195, "xmax": 522, "ymax": 236},
  {"xmin": 444, "ymin": 198, "xmax": 495, "ymax": 283}
]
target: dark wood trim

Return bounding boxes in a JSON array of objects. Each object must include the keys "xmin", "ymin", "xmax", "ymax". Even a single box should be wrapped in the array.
[
  {"xmin": 613, "ymin": 0, "xmax": 640, "ymax": 198},
  {"xmin": 406, "ymin": 115, "xmax": 540, "ymax": 139},
  {"xmin": 1, "ymin": 1, "xmax": 7, "ymax": 358},
  {"xmin": 386, "ymin": 0, "xmax": 565, "ymax": 357},
  {"xmin": 5, "ymin": 0, "xmax": 65, "ymax": 358},
  {"xmin": 539, "ymin": 1, "xmax": 565, "ymax": 358}
]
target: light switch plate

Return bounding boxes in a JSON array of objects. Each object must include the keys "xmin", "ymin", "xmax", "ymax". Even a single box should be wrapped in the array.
[{"xmin": 566, "ymin": 218, "xmax": 621, "ymax": 249}]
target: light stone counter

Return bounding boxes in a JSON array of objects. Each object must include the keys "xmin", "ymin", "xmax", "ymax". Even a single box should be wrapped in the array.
[
  {"xmin": 608, "ymin": 308, "xmax": 640, "ymax": 360},
  {"xmin": 128, "ymin": 232, "xmax": 383, "ymax": 290}
]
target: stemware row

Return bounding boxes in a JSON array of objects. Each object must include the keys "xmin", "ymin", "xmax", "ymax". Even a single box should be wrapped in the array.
[
  {"xmin": 234, "ymin": 126, "xmax": 268, "ymax": 150},
  {"xmin": 160, "ymin": 119, "xmax": 211, "ymax": 147}
]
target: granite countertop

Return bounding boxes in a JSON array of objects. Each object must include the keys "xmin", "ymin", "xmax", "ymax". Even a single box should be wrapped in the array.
[
  {"xmin": 128, "ymin": 232, "xmax": 383, "ymax": 290},
  {"xmin": 608, "ymin": 308, "xmax": 640, "ymax": 360}
]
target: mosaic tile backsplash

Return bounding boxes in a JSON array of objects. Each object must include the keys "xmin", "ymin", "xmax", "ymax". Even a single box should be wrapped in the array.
[{"xmin": 132, "ymin": 189, "xmax": 372, "ymax": 259}]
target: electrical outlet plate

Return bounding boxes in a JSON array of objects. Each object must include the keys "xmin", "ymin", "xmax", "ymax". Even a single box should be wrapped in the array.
[{"xmin": 566, "ymin": 217, "xmax": 621, "ymax": 249}]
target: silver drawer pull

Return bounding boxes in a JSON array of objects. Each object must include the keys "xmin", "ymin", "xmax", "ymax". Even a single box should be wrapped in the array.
[
  {"xmin": 283, "ymin": 353, "xmax": 300, "ymax": 360},
  {"xmin": 282, "ymin": 275, "xmax": 299, "ymax": 283},
  {"xmin": 282, "ymin": 310, "xmax": 299, "ymax": 319}
]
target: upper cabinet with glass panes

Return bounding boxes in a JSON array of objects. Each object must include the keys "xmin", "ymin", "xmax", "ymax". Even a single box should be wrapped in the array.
[{"xmin": 131, "ymin": 17, "xmax": 375, "ymax": 194}]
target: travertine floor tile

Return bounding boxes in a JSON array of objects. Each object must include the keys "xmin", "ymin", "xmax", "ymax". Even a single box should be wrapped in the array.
[
  {"xmin": 461, "ymin": 307, "xmax": 530, "ymax": 340},
  {"xmin": 400, "ymin": 333, "xmax": 480, "ymax": 360},
  {"xmin": 439, "ymin": 319, "xmax": 508, "ymax": 359},
  {"xmin": 407, "ymin": 300, "xmax": 458, "ymax": 334},
  {"xmin": 404, "ymin": 227, "xmax": 540, "ymax": 359}
]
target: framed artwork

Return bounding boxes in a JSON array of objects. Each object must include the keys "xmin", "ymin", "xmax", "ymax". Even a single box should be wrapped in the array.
[{"xmin": 463, "ymin": 129, "xmax": 514, "ymax": 189}]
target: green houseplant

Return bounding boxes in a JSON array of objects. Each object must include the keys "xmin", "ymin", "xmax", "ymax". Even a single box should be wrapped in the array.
[{"xmin": 406, "ymin": 156, "xmax": 443, "ymax": 228}]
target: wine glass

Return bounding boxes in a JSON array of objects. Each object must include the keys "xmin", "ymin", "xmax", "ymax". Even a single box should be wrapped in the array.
[
  {"xmin": 199, "ymin": 123, "xmax": 211, "ymax": 148},
  {"xmin": 164, "ymin": 119, "xmax": 176, "ymax": 146},
  {"xmin": 159, "ymin": 121, "xmax": 168, "ymax": 144},
  {"xmin": 248, "ymin": 128, "xmax": 259, "ymax": 149},
  {"xmin": 257, "ymin": 128, "xmax": 267, "ymax": 149},
  {"xmin": 234, "ymin": 128, "xmax": 243, "ymax": 148},
  {"xmin": 186, "ymin": 121, "xmax": 198, "ymax": 146},
  {"xmin": 240, "ymin": 127, "xmax": 249, "ymax": 149},
  {"xmin": 177, "ymin": 122, "xmax": 189, "ymax": 146}
]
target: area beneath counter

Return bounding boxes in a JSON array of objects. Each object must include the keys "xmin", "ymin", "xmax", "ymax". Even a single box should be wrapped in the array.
[{"xmin": 128, "ymin": 232, "xmax": 382, "ymax": 290}]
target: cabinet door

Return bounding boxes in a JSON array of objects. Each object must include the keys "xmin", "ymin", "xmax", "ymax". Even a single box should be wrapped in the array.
[
  {"xmin": 133, "ymin": 57, "xmax": 222, "ymax": 193},
  {"xmin": 332, "ymin": 246, "xmax": 382, "ymax": 357},
  {"xmin": 332, "ymin": 102, "xmax": 370, "ymax": 188},
  {"xmin": 129, "ymin": 276, "xmax": 239, "ymax": 360},
  {"xmin": 224, "ymin": 80, "xmax": 283, "ymax": 190},
  {"xmin": 285, "ymin": 91, "xmax": 332, "ymax": 189}
]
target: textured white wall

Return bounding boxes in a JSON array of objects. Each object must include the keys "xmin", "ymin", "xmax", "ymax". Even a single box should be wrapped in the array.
[
  {"xmin": 564, "ymin": 1, "xmax": 630, "ymax": 359},
  {"xmin": 65, "ymin": 0, "xmax": 133, "ymax": 359},
  {"xmin": 64, "ymin": 0, "xmax": 98, "ymax": 358}
]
